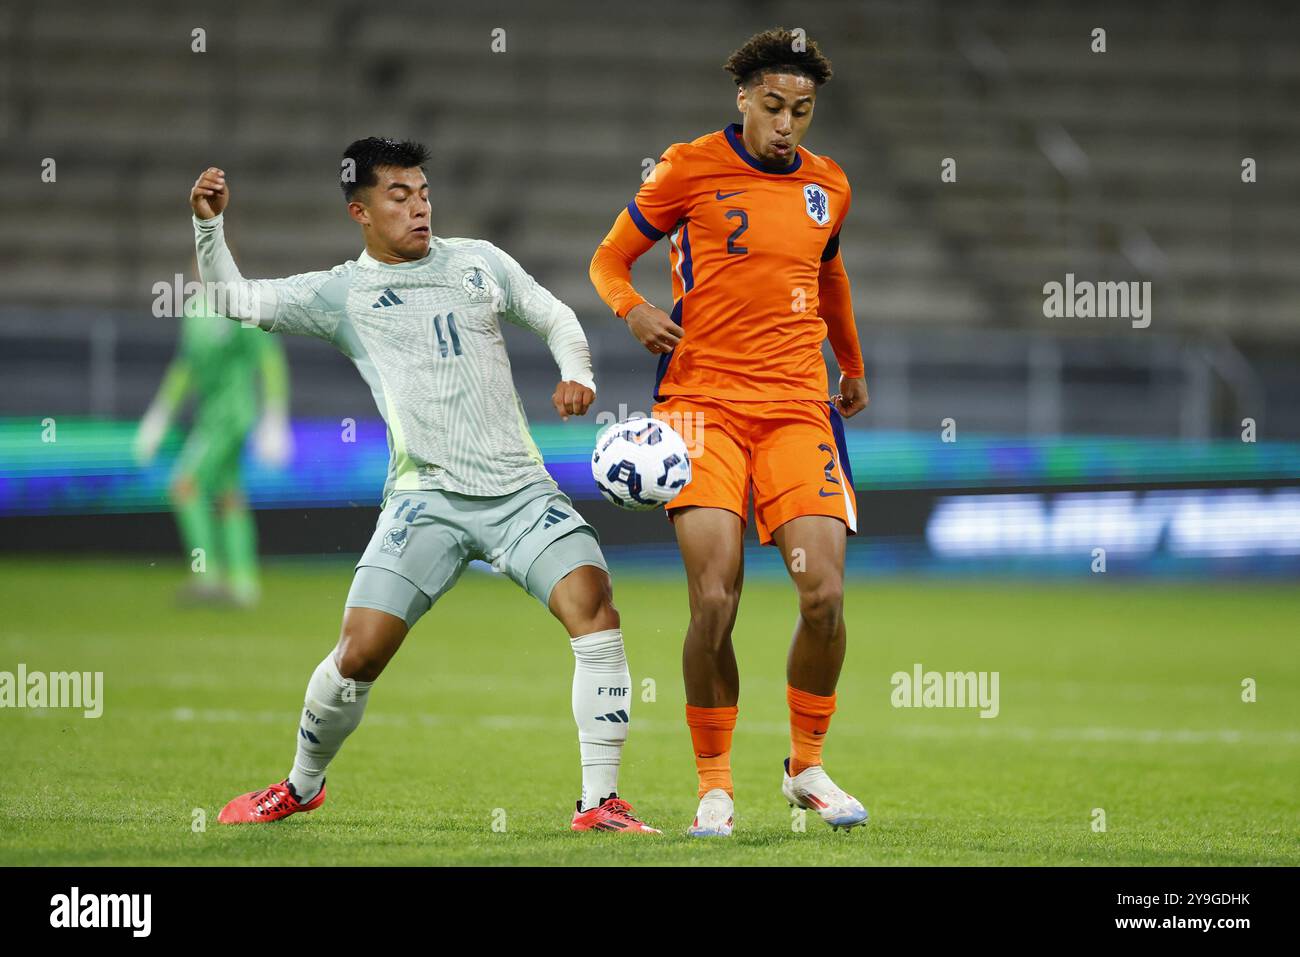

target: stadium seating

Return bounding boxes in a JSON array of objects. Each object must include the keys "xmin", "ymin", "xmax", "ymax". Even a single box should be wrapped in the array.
[{"xmin": 1, "ymin": 0, "xmax": 1296, "ymax": 436}]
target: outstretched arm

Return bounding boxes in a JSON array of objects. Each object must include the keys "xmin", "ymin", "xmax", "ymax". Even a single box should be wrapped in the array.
[
  {"xmin": 189, "ymin": 167, "xmax": 346, "ymax": 341},
  {"xmin": 190, "ymin": 167, "xmax": 275, "ymax": 327}
]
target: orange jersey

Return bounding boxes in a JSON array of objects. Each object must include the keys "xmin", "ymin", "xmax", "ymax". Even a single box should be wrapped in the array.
[{"xmin": 590, "ymin": 123, "xmax": 863, "ymax": 401}]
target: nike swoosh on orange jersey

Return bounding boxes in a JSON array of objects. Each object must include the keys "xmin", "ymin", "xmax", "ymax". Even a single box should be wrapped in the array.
[{"xmin": 715, "ymin": 189, "xmax": 745, "ymax": 200}]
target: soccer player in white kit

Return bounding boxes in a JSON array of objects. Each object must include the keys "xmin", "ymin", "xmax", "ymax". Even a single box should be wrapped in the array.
[{"xmin": 195, "ymin": 138, "xmax": 659, "ymax": 833}]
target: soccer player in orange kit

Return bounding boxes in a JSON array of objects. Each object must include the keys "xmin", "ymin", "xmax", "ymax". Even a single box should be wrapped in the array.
[{"xmin": 589, "ymin": 29, "xmax": 870, "ymax": 835}]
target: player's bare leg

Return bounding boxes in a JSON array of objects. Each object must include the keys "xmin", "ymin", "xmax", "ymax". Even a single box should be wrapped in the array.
[
  {"xmin": 548, "ymin": 563, "xmax": 619, "ymax": 638},
  {"xmin": 548, "ymin": 561, "xmax": 660, "ymax": 833},
  {"xmin": 218, "ymin": 607, "xmax": 406, "ymax": 823},
  {"xmin": 674, "ymin": 505, "xmax": 745, "ymax": 835},
  {"xmin": 675, "ymin": 506, "xmax": 745, "ymax": 706},
  {"xmin": 771, "ymin": 514, "xmax": 867, "ymax": 829},
  {"xmin": 772, "ymin": 515, "xmax": 847, "ymax": 697},
  {"xmin": 333, "ymin": 605, "xmax": 409, "ymax": 682}
]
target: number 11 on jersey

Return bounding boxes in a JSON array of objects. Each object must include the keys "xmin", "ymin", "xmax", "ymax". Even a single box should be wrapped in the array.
[{"xmin": 431, "ymin": 312, "xmax": 463, "ymax": 357}]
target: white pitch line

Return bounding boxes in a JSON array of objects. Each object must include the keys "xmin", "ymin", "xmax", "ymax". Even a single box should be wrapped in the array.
[
  {"xmin": 890, "ymin": 724, "xmax": 1300, "ymax": 745},
  {"xmin": 150, "ymin": 708, "xmax": 1300, "ymax": 746}
]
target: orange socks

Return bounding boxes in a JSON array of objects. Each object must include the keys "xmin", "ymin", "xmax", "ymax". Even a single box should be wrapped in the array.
[
  {"xmin": 787, "ymin": 685, "xmax": 836, "ymax": 777},
  {"xmin": 686, "ymin": 690, "xmax": 835, "ymax": 793},
  {"xmin": 685, "ymin": 704, "xmax": 738, "ymax": 797}
]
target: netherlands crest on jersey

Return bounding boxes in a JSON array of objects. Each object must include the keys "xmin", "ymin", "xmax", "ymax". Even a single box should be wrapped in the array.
[{"xmin": 803, "ymin": 184, "xmax": 830, "ymax": 226}]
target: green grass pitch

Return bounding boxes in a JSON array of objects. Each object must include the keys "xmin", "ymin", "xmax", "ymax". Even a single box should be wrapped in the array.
[{"xmin": 1, "ymin": 557, "xmax": 1296, "ymax": 866}]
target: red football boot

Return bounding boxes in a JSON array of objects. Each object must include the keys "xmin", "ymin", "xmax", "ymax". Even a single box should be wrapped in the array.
[
  {"xmin": 570, "ymin": 794, "xmax": 662, "ymax": 834},
  {"xmin": 218, "ymin": 779, "xmax": 326, "ymax": 824}
]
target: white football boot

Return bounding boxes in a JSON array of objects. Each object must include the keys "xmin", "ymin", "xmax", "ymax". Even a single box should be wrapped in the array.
[
  {"xmin": 687, "ymin": 787, "xmax": 735, "ymax": 837},
  {"xmin": 782, "ymin": 758, "xmax": 869, "ymax": 831}
]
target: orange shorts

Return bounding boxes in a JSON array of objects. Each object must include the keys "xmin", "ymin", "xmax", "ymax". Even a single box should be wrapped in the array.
[{"xmin": 652, "ymin": 395, "xmax": 858, "ymax": 546}]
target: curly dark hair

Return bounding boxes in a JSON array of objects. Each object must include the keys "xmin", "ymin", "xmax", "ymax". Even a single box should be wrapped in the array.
[
  {"xmin": 724, "ymin": 28, "xmax": 833, "ymax": 88},
  {"xmin": 340, "ymin": 137, "xmax": 431, "ymax": 201}
]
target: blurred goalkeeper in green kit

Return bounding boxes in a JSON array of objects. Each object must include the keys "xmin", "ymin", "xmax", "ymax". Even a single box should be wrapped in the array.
[{"xmin": 135, "ymin": 285, "xmax": 292, "ymax": 606}]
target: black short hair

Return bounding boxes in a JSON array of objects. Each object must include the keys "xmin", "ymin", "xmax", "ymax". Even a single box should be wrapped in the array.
[
  {"xmin": 340, "ymin": 137, "xmax": 431, "ymax": 201},
  {"xmin": 724, "ymin": 28, "xmax": 833, "ymax": 88}
]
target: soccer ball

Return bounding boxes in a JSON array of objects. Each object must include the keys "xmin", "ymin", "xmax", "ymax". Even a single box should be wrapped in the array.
[{"xmin": 591, "ymin": 416, "xmax": 692, "ymax": 511}]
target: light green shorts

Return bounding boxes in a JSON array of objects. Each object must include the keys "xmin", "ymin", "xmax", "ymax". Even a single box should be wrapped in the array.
[{"xmin": 344, "ymin": 479, "xmax": 607, "ymax": 628}]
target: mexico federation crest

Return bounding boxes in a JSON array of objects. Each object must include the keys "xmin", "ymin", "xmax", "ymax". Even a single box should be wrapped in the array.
[
  {"xmin": 462, "ymin": 266, "xmax": 493, "ymax": 303},
  {"xmin": 803, "ymin": 184, "xmax": 830, "ymax": 226},
  {"xmin": 380, "ymin": 526, "xmax": 409, "ymax": 556}
]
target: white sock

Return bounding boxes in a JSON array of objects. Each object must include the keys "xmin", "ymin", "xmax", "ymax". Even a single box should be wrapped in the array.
[
  {"xmin": 571, "ymin": 628, "xmax": 631, "ymax": 811},
  {"xmin": 287, "ymin": 653, "xmax": 373, "ymax": 802}
]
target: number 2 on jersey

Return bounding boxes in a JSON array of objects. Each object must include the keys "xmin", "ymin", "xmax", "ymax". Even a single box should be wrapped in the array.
[{"xmin": 725, "ymin": 210, "xmax": 749, "ymax": 255}]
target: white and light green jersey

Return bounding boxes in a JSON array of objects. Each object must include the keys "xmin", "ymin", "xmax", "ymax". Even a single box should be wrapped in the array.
[{"xmin": 194, "ymin": 214, "xmax": 595, "ymax": 501}]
